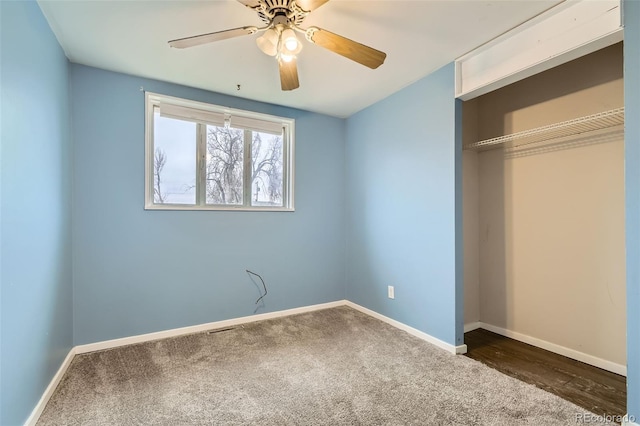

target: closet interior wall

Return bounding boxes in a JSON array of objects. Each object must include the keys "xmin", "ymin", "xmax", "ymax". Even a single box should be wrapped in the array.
[{"xmin": 463, "ymin": 43, "xmax": 626, "ymax": 368}]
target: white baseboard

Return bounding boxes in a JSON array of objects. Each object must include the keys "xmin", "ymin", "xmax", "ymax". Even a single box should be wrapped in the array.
[
  {"xmin": 464, "ymin": 321, "xmax": 481, "ymax": 333},
  {"xmin": 345, "ymin": 301, "xmax": 467, "ymax": 355},
  {"xmin": 28, "ymin": 299, "xmax": 467, "ymax": 425},
  {"xmin": 476, "ymin": 322, "xmax": 626, "ymax": 376},
  {"xmin": 25, "ymin": 347, "xmax": 76, "ymax": 426},
  {"xmin": 32, "ymin": 303, "xmax": 629, "ymax": 425},
  {"xmin": 622, "ymin": 416, "xmax": 639, "ymax": 426},
  {"xmin": 75, "ymin": 300, "xmax": 346, "ymax": 354},
  {"xmin": 76, "ymin": 300, "xmax": 466, "ymax": 356},
  {"xmin": 27, "ymin": 301, "xmax": 346, "ymax": 425}
]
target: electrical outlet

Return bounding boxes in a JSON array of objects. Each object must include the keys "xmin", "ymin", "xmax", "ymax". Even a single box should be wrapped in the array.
[{"xmin": 388, "ymin": 285, "xmax": 395, "ymax": 299}]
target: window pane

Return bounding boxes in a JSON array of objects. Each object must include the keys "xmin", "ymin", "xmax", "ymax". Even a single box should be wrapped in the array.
[
  {"xmin": 153, "ymin": 111, "xmax": 196, "ymax": 204},
  {"xmin": 251, "ymin": 131, "xmax": 284, "ymax": 207},
  {"xmin": 206, "ymin": 126, "xmax": 244, "ymax": 205},
  {"xmin": 147, "ymin": 94, "xmax": 293, "ymax": 210}
]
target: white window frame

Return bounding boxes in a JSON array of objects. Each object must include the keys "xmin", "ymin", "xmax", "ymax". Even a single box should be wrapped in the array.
[{"xmin": 144, "ymin": 92, "xmax": 295, "ymax": 211}]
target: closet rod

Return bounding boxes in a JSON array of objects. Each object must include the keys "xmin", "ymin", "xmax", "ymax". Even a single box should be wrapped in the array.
[{"xmin": 465, "ymin": 107, "xmax": 625, "ymax": 151}]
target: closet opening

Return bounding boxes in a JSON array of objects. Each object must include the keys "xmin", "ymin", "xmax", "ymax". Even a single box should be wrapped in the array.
[{"xmin": 461, "ymin": 42, "xmax": 626, "ymax": 419}]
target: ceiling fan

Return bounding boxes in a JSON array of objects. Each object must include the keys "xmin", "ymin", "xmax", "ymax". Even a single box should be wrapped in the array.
[{"xmin": 168, "ymin": 0, "xmax": 387, "ymax": 91}]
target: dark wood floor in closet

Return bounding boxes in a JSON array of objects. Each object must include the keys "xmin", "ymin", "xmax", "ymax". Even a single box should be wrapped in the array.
[{"xmin": 464, "ymin": 328, "xmax": 626, "ymax": 421}]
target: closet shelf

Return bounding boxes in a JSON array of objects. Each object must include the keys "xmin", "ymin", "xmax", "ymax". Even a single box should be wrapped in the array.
[{"xmin": 465, "ymin": 107, "xmax": 625, "ymax": 151}]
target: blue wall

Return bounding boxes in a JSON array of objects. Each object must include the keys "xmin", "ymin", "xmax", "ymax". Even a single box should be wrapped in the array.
[
  {"xmin": 0, "ymin": 2, "xmax": 73, "ymax": 425},
  {"xmin": 71, "ymin": 65, "xmax": 346, "ymax": 344},
  {"xmin": 625, "ymin": 0, "xmax": 640, "ymax": 419},
  {"xmin": 344, "ymin": 63, "xmax": 463, "ymax": 347},
  {"xmin": 0, "ymin": 2, "xmax": 3, "ymax": 423},
  {"xmin": 2, "ymin": 0, "xmax": 638, "ymax": 422}
]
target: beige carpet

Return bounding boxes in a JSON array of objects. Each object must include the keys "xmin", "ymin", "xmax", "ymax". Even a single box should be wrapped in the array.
[{"xmin": 37, "ymin": 306, "xmax": 614, "ymax": 425}]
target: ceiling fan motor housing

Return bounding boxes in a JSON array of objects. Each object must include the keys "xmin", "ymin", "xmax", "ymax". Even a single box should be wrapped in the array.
[{"xmin": 256, "ymin": 0, "xmax": 308, "ymax": 26}]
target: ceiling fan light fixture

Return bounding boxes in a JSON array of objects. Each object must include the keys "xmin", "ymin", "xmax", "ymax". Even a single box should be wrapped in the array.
[
  {"xmin": 281, "ymin": 28, "xmax": 299, "ymax": 51},
  {"xmin": 256, "ymin": 28, "xmax": 279, "ymax": 56},
  {"xmin": 280, "ymin": 52, "xmax": 295, "ymax": 63},
  {"xmin": 279, "ymin": 30, "xmax": 303, "ymax": 58}
]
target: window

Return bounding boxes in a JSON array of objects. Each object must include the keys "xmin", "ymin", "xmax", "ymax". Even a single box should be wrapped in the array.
[{"xmin": 145, "ymin": 93, "xmax": 294, "ymax": 211}]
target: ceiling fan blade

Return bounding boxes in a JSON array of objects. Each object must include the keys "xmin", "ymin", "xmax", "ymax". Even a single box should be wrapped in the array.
[
  {"xmin": 306, "ymin": 27, "xmax": 386, "ymax": 69},
  {"xmin": 295, "ymin": 0, "xmax": 330, "ymax": 12},
  {"xmin": 279, "ymin": 57, "xmax": 300, "ymax": 91},
  {"xmin": 236, "ymin": 0, "xmax": 261, "ymax": 9},
  {"xmin": 169, "ymin": 26, "xmax": 257, "ymax": 49}
]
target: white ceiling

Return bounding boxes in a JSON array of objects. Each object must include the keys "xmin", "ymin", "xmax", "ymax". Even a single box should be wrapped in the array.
[{"xmin": 37, "ymin": 0, "xmax": 563, "ymax": 118}]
